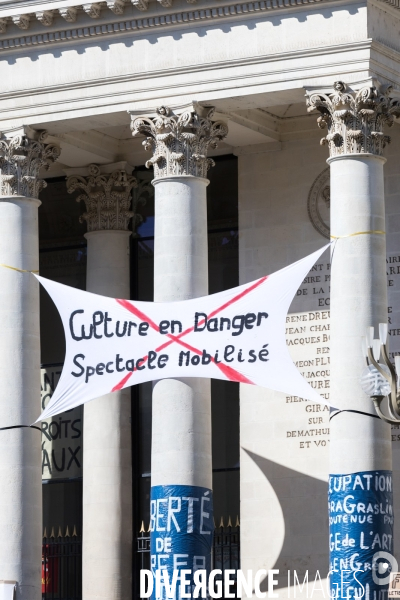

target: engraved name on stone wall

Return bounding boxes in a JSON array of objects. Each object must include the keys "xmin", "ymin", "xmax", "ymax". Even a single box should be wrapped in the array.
[{"xmin": 285, "ymin": 252, "xmax": 331, "ymax": 450}]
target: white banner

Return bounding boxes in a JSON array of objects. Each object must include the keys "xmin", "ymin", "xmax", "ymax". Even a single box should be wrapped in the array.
[{"xmin": 35, "ymin": 245, "xmax": 331, "ymax": 422}]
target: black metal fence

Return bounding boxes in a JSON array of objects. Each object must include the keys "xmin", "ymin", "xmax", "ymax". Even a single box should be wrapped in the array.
[
  {"xmin": 42, "ymin": 532, "xmax": 82, "ymax": 600},
  {"xmin": 212, "ymin": 518, "xmax": 240, "ymax": 573},
  {"xmin": 42, "ymin": 519, "xmax": 240, "ymax": 600}
]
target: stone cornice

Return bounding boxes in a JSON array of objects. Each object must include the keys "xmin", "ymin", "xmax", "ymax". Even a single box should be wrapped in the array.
[
  {"xmin": 0, "ymin": 39, "xmax": 374, "ymax": 101},
  {"xmin": 0, "ymin": 0, "xmax": 324, "ymax": 47},
  {"xmin": 0, "ymin": 0, "xmax": 320, "ymax": 19},
  {"xmin": 0, "ymin": 39, "xmax": 376, "ymax": 131}
]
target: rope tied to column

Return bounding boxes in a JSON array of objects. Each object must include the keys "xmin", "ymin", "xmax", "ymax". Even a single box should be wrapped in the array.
[
  {"xmin": 0, "ymin": 263, "xmax": 39, "ymax": 273},
  {"xmin": 0, "ymin": 425, "xmax": 42, "ymax": 432},
  {"xmin": 330, "ymin": 230, "xmax": 386, "ymax": 239},
  {"xmin": 329, "ymin": 231, "xmax": 385, "ymax": 262},
  {"xmin": 329, "ymin": 409, "xmax": 381, "ymax": 421}
]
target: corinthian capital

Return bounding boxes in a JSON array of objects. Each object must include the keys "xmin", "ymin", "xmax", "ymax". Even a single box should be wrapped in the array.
[
  {"xmin": 306, "ymin": 81, "xmax": 400, "ymax": 158},
  {"xmin": 130, "ymin": 105, "xmax": 228, "ymax": 179},
  {"xmin": 0, "ymin": 128, "xmax": 60, "ymax": 198},
  {"xmin": 66, "ymin": 163, "xmax": 142, "ymax": 233}
]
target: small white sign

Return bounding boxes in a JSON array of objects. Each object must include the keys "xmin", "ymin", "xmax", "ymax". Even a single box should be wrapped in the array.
[
  {"xmin": 0, "ymin": 581, "xmax": 16, "ymax": 600},
  {"xmin": 389, "ymin": 573, "xmax": 400, "ymax": 597}
]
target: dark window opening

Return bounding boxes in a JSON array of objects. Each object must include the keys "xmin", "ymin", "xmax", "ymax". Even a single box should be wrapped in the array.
[{"xmin": 39, "ymin": 155, "xmax": 240, "ymax": 600}]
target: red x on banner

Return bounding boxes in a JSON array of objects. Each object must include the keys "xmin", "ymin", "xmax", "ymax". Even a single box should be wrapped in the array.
[
  {"xmin": 112, "ymin": 275, "xmax": 269, "ymax": 392},
  {"xmin": 34, "ymin": 244, "xmax": 329, "ymax": 422}
]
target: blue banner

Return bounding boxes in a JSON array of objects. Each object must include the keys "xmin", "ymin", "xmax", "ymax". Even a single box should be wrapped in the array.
[
  {"xmin": 150, "ymin": 484, "xmax": 213, "ymax": 599},
  {"xmin": 329, "ymin": 470, "xmax": 393, "ymax": 599}
]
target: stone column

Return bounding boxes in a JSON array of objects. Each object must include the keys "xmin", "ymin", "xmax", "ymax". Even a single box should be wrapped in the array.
[
  {"xmin": 131, "ymin": 106, "xmax": 227, "ymax": 593},
  {"xmin": 0, "ymin": 128, "xmax": 59, "ymax": 600},
  {"xmin": 66, "ymin": 163, "xmax": 140, "ymax": 600},
  {"xmin": 307, "ymin": 82, "xmax": 400, "ymax": 596}
]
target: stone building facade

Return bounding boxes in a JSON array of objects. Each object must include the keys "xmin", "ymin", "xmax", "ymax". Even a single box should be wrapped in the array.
[{"xmin": 1, "ymin": 0, "xmax": 400, "ymax": 599}]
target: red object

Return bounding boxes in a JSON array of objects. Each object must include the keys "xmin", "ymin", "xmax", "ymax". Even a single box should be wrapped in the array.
[
  {"xmin": 112, "ymin": 276, "xmax": 268, "ymax": 391},
  {"xmin": 42, "ymin": 545, "xmax": 59, "ymax": 594}
]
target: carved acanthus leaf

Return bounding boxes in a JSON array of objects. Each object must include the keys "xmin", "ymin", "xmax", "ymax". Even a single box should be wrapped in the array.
[
  {"xmin": 59, "ymin": 7, "xmax": 78, "ymax": 22},
  {"xmin": 12, "ymin": 14, "xmax": 30, "ymax": 29},
  {"xmin": 131, "ymin": 105, "xmax": 228, "ymax": 179},
  {"xmin": 306, "ymin": 81, "xmax": 400, "ymax": 157},
  {"xmin": 66, "ymin": 164, "xmax": 140, "ymax": 232},
  {"xmin": 82, "ymin": 3, "xmax": 102, "ymax": 18},
  {"xmin": 107, "ymin": 0, "xmax": 126, "ymax": 14},
  {"xmin": 36, "ymin": 10, "xmax": 54, "ymax": 26},
  {"xmin": 131, "ymin": 0, "xmax": 149, "ymax": 10},
  {"xmin": 0, "ymin": 129, "xmax": 60, "ymax": 199}
]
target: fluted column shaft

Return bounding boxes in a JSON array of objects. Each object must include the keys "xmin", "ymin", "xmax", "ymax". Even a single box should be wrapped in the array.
[
  {"xmin": 66, "ymin": 163, "xmax": 138, "ymax": 600},
  {"xmin": 329, "ymin": 155, "xmax": 389, "ymax": 474},
  {"xmin": 83, "ymin": 229, "xmax": 132, "ymax": 600},
  {"xmin": 307, "ymin": 82, "xmax": 399, "ymax": 598},
  {"xmin": 152, "ymin": 176, "xmax": 211, "ymax": 492},
  {"xmin": 131, "ymin": 106, "xmax": 227, "ymax": 597},
  {"xmin": 0, "ymin": 129, "xmax": 59, "ymax": 600}
]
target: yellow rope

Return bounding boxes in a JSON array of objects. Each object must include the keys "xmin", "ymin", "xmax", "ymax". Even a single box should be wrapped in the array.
[
  {"xmin": 330, "ymin": 230, "xmax": 386, "ymax": 239},
  {"xmin": 0, "ymin": 263, "xmax": 39, "ymax": 274}
]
